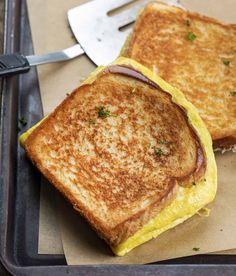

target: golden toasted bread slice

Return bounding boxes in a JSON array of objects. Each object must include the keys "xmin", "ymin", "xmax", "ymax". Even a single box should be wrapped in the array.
[
  {"xmin": 122, "ymin": 2, "xmax": 236, "ymax": 149},
  {"xmin": 21, "ymin": 58, "xmax": 216, "ymax": 255}
]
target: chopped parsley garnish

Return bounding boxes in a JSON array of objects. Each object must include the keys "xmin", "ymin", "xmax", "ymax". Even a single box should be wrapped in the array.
[
  {"xmin": 233, "ymin": 50, "xmax": 236, "ymax": 54},
  {"xmin": 98, "ymin": 106, "xmax": 111, "ymax": 118},
  {"xmin": 192, "ymin": 182, "xmax": 196, "ymax": 186},
  {"xmin": 204, "ymin": 178, "xmax": 206, "ymax": 182},
  {"xmin": 230, "ymin": 91, "xmax": 236, "ymax": 96},
  {"xmin": 66, "ymin": 92, "xmax": 70, "ymax": 96},
  {"xmin": 223, "ymin": 60, "xmax": 230, "ymax": 66},
  {"xmin": 19, "ymin": 117, "xmax": 27, "ymax": 126},
  {"xmin": 186, "ymin": 19, "xmax": 191, "ymax": 26},
  {"xmin": 192, "ymin": 247, "xmax": 200, "ymax": 251},
  {"xmin": 186, "ymin": 32, "xmax": 197, "ymax": 41},
  {"xmin": 88, "ymin": 119, "xmax": 96, "ymax": 124},
  {"xmin": 154, "ymin": 148, "xmax": 163, "ymax": 157},
  {"xmin": 159, "ymin": 140, "xmax": 168, "ymax": 144}
]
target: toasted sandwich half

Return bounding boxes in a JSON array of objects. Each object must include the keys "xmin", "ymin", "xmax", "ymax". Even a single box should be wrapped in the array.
[
  {"xmin": 122, "ymin": 2, "xmax": 236, "ymax": 150},
  {"xmin": 20, "ymin": 58, "xmax": 217, "ymax": 256}
]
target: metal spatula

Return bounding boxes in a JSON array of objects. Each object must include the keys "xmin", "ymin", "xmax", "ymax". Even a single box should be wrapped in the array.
[{"xmin": 0, "ymin": 0, "xmax": 181, "ymax": 77}]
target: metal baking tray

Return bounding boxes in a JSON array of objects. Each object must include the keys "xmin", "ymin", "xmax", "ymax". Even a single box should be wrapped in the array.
[{"xmin": 0, "ymin": 0, "xmax": 236, "ymax": 274}]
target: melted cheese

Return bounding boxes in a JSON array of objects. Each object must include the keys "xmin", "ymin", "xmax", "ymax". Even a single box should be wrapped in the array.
[
  {"xmin": 19, "ymin": 117, "xmax": 47, "ymax": 145},
  {"xmin": 20, "ymin": 57, "xmax": 217, "ymax": 256}
]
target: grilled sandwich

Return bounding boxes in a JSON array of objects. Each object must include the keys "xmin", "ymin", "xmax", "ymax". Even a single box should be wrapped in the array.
[
  {"xmin": 20, "ymin": 58, "xmax": 217, "ymax": 256},
  {"xmin": 122, "ymin": 2, "xmax": 236, "ymax": 150}
]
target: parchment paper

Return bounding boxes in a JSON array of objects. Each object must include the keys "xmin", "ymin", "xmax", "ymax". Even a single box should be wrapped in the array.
[
  {"xmin": 38, "ymin": 178, "xmax": 63, "ymax": 254},
  {"xmin": 26, "ymin": 0, "xmax": 236, "ymax": 261}
]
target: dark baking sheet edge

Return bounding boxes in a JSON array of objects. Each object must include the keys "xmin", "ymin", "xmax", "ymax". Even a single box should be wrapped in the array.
[{"xmin": 1, "ymin": 0, "xmax": 236, "ymax": 275}]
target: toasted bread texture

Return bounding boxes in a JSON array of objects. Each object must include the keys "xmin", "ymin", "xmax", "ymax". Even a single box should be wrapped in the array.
[
  {"xmin": 23, "ymin": 60, "xmax": 206, "ymax": 248},
  {"xmin": 122, "ymin": 2, "xmax": 236, "ymax": 149}
]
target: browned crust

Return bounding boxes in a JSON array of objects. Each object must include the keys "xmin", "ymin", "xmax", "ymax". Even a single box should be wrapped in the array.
[
  {"xmin": 123, "ymin": 2, "xmax": 236, "ymax": 149},
  {"xmin": 25, "ymin": 135, "xmax": 179, "ymax": 246},
  {"xmin": 24, "ymin": 65, "xmax": 206, "ymax": 247},
  {"xmin": 213, "ymin": 133, "xmax": 236, "ymax": 150},
  {"xmin": 124, "ymin": 2, "xmax": 236, "ymax": 59},
  {"xmin": 105, "ymin": 65, "xmax": 206, "ymax": 187},
  {"xmin": 176, "ymin": 139, "xmax": 206, "ymax": 186},
  {"xmin": 107, "ymin": 179, "xmax": 178, "ymax": 245}
]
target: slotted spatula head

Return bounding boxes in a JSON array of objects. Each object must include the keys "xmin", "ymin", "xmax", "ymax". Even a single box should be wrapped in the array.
[{"xmin": 68, "ymin": 0, "xmax": 182, "ymax": 65}]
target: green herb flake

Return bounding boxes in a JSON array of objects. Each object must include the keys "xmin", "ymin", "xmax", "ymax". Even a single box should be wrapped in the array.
[
  {"xmin": 230, "ymin": 91, "xmax": 236, "ymax": 96},
  {"xmin": 66, "ymin": 92, "xmax": 70, "ymax": 96},
  {"xmin": 233, "ymin": 50, "xmax": 236, "ymax": 54},
  {"xmin": 98, "ymin": 106, "xmax": 111, "ymax": 118},
  {"xmin": 154, "ymin": 148, "xmax": 163, "ymax": 157},
  {"xmin": 204, "ymin": 178, "xmax": 206, "ymax": 182},
  {"xmin": 192, "ymin": 182, "xmax": 196, "ymax": 186},
  {"xmin": 223, "ymin": 60, "xmax": 230, "ymax": 66},
  {"xmin": 88, "ymin": 119, "xmax": 96, "ymax": 125},
  {"xmin": 19, "ymin": 117, "xmax": 27, "ymax": 126},
  {"xmin": 192, "ymin": 247, "xmax": 200, "ymax": 251},
  {"xmin": 159, "ymin": 140, "xmax": 168, "ymax": 144},
  {"xmin": 186, "ymin": 32, "xmax": 197, "ymax": 41},
  {"xmin": 186, "ymin": 19, "xmax": 191, "ymax": 26}
]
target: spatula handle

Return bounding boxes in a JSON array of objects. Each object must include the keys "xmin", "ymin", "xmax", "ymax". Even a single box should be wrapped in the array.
[{"xmin": 0, "ymin": 53, "xmax": 30, "ymax": 77}]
